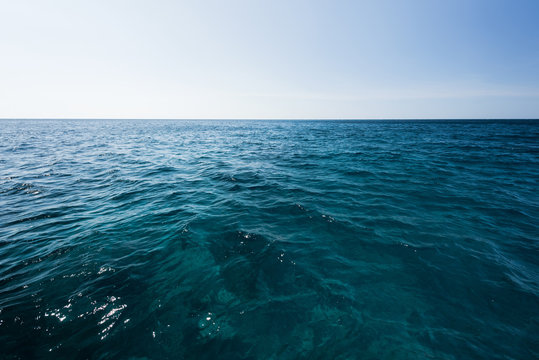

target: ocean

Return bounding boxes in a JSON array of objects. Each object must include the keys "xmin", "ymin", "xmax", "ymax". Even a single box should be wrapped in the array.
[{"xmin": 0, "ymin": 119, "xmax": 537, "ymax": 359}]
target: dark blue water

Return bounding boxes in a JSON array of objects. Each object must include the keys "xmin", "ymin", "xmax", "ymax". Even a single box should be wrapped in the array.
[{"xmin": 1, "ymin": 119, "xmax": 538, "ymax": 359}]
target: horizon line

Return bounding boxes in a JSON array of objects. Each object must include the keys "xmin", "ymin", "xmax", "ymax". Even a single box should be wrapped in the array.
[{"xmin": 1, "ymin": 118, "xmax": 538, "ymax": 121}]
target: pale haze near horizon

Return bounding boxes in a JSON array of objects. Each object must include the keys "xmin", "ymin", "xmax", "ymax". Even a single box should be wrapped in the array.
[{"xmin": 1, "ymin": 0, "xmax": 538, "ymax": 119}]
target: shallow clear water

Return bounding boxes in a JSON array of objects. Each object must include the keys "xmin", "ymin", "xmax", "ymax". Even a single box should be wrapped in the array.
[{"xmin": 1, "ymin": 119, "xmax": 538, "ymax": 359}]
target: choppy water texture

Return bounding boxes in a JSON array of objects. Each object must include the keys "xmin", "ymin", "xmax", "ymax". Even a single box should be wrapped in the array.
[{"xmin": 1, "ymin": 120, "xmax": 538, "ymax": 359}]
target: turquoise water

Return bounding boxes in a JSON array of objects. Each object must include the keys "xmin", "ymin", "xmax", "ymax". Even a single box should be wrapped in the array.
[{"xmin": 1, "ymin": 119, "xmax": 538, "ymax": 359}]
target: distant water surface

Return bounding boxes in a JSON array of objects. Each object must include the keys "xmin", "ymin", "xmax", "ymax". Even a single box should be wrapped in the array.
[{"xmin": 1, "ymin": 119, "xmax": 538, "ymax": 359}]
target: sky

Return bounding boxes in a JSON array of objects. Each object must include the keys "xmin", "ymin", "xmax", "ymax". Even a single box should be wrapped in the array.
[{"xmin": 1, "ymin": 0, "xmax": 538, "ymax": 119}]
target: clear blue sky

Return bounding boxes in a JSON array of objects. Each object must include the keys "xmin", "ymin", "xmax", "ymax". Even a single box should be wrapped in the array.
[{"xmin": 1, "ymin": 0, "xmax": 538, "ymax": 119}]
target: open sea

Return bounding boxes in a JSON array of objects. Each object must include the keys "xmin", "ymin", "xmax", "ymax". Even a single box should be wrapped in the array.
[{"xmin": 0, "ymin": 119, "xmax": 538, "ymax": 359}]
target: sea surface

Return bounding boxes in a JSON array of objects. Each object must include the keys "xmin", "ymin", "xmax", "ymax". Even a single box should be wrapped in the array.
[{"xmin": 0, "ymin": 119, "xmax": 538, "ymax": 359}]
